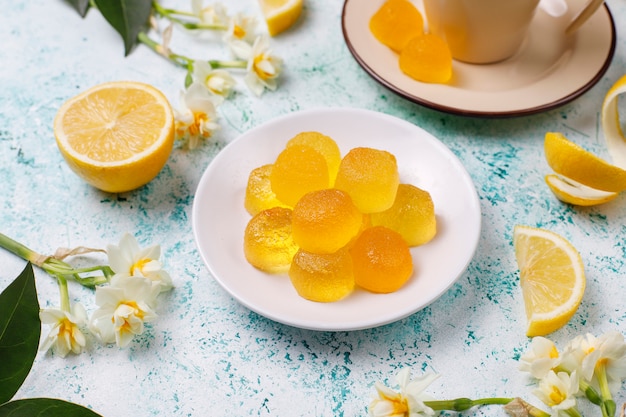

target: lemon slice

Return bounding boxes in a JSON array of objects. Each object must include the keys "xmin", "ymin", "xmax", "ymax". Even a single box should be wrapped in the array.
[
  {"xmin": 544, "ymin": 132, "xmax": 626, "ymax": 193},
  {"xmin": 602, "ymin": 74, "xmax": 626, "ymax": 168},
  {"xmin": 54, "ymin": 81, "xmax": 175, "ymax": 193},
  {"xmin": 545, "ymin": 174, "xmax": 618, "ymax": 206},
  {"xmin": 258, "ymin": 0, "xmax": 303, "ymax": 36},
  {"xmin": 513, "ymin": 225, "xmax": 586, "ymax": 337}
]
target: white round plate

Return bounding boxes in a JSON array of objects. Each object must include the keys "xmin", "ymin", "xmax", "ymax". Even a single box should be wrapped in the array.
[
  {"xmin": 192, "ymin": 108, "xmax": 481, "ymax": 331},
  {"xmin": 342, "ymin": 0, "xmax": 615, "ymax": 117}
]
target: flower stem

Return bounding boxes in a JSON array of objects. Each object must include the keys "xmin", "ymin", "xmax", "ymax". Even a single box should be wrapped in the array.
[
  {"xmin": 425, "ymin": 397, "xmax": 513, "ymax": 412},
  {"xmin": 57, "ymin": 275, "xmax": 70, "ymax": 312},
  {"xmin": 0, "ymin": 232, "xmax": 42, "ymax": 264},
  {"xmin": 152, "ymin": 1, "xmax": 228, "ymax": 31},
  {"xmin": 596, "ymin": 362, "xmax": 617, "ymax": 417},
  {"xmin": 208, "ymin": 59, "xmax": 247, "ymax": 69}
]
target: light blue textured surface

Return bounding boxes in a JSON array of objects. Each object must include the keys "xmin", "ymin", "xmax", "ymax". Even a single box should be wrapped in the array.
[{"xmin": 1, "ymin": 0, "xmax": 626, "ymax": 416}]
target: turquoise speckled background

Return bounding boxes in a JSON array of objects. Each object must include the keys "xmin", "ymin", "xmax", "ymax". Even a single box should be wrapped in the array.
[{"xmin": 1, "ymin": 0, "xmax": 626, "ymax": 415}]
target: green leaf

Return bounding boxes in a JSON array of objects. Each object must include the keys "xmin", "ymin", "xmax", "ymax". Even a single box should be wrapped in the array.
[
  {"xmin": 94, "ymin": 0, "xmax": 153, "ymax": 56},
  {"xmin": 0, "ymin": 398, "xmax": 102, "ymax": 416},
  {"xmin": 0, "ymin": 263, "xmax": 40, "ymax": 405},
  {"xmin": 65, "ymin": 0, "xmax": 91, "ymax": 17}
]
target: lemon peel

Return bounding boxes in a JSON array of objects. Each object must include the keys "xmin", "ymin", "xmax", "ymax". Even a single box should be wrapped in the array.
[
  {"xmin": 544, "ymin": 174, "xmax": 618, "ymax": 206},
  {"xmin": 544, "ymin": 75, "xmax": 626, "ymax": 205}
]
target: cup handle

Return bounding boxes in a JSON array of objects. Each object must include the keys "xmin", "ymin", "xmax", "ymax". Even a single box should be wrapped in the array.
[{"xmin": 565, "ymin": 0, "xmax": 605, "ymax": 35}]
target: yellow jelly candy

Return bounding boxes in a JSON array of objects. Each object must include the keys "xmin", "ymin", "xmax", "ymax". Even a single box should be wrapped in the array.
[
  {"xmin": 244, "ymin": 164, "xmax": 289, "ymax": 216},
  {"xmin": 334, "ymin": 147, "xmax": 399, "ymax": 213},
  {"xmin": 270, "ymin": 144, "xmax": 330, "ymax": 207},
  {"xmin": 371, "ymin": 184, "xmax": 436, "ymax": 246},
  {"xmin": 350, "ymin": 226, "xmax": 413, "ymax": 293},
  {"xmin": 286, "ymin": 131, "xmax": 342, "ymax": 184},
  {"xmin": 243, "ymin": 207, "xmax": 299, "ymax": 273},
  {"xmin": 399, "ymin": 34, "xmax": 453, "ymax": 84},
  {"xmin": 292, "ymin": 189, "xmax": 363, "ymax": 254},
  {"xmin": 369, "ymin": 0, "xmax": 424, "ymax": 53},
  {"xmin": 289, "ymin": 247, "xmax": 354, "ymax": 302}
]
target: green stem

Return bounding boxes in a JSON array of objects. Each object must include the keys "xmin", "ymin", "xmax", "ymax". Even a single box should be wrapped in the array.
[
  {"xmin": 0, "ymin": 232, "xmax": 41, "ymax": 263},
  {"xmin": 565, "ymin": 407, "xmax": 583, "ymax": 417},
  {"xmin": 425, "ymin": 397, "xmax": 513, "ymax": 412},
  {"xmin": 137, "ymin": 31, "xmax": 193, "ymax": 69},
  {"xmin": 596, "ymin": 362, "xmax": 617, "ymax": 417},
  {"xmin": 57, "ymin": 275, "xmax": 70, "ymax": 312},
  {"xmin": 208, "ymin": 59, "xmax": 247, "ymax": 69},
  {"xmin": 152, "ymin": 1, "xmax": 228, "ymax": 31}
]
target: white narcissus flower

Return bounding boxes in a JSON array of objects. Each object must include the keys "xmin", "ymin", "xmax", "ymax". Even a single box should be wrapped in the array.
[
  {"xmin": 191, "ymin": 0, "xmax": 228, "ymax": 26},
  {"xmin": 192, "ymin": 61, "xmax": 236, "ymax": 102},
  {"xmin": 369, "ymin": 368, "xmax": 439, "ymax": 417},
  {"xmin": 520, "ymin": 336, "xmax": 562, "ymax": 379},
  {"xmin": 107, "ymin": 232, "xmax": 173, "ymax": 292},
  {"xmin": 40, "ymin": 303, "xmax": 88, "ymax": 358},
  {"xmin": 174, "ymin": 82, "xmax": 220, "ymax": 149},
  {"xmin": 571, "ymin": 331, "xmax": 626, "ymax": 390},
  {"xmin": 532, "ymin": 370, "xmax": 579, "ymax": 416},
  {"xmin": 223, "ymin": 12, "xmax": 257, "ymax": 44},
  {"xmin": 90, "ymin": 275, "xmax": 159, "ymax": 348},
  {"xmin": 244, "ymin": 36, "xmax": 283, "ymax": 97}
]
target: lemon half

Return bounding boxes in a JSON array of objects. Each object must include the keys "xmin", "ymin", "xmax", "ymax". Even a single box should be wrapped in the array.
[{"xmin": 54, "ymin": 81, "xmax": 175, "ymax": 193}]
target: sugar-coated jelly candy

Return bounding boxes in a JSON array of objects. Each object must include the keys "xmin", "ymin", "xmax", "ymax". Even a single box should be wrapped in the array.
[
  {"xmin": 244, "ymin": 164, "xmax": 288, "ymax": 216},
  {"xmin": 369, "ymin": 0, "xmax": 424, "ymax": 53},
  {"xmin": 350, "ymin": 226, "xmax": 413, "ymax": 293},
  {"xmin": 270, "ymin": 144, "xmax": 330, "ymax": 207},
  {"xmin": 243, "ymin": 207, "xmax": 299, "ymax": 273},
  {"xmin": 399, "ymin": 34, "xmax": 452, "ymax": 84},
  {"xmin": 292, "ymin": 188, "xmax": 362, "ymax": 254},
  {"xmin": 334, "ymin": 147, "xmax": 399, "ymax": 213},
  {"xmin": 289, "ymin": 247, "xmax": 354, "ymax": 302},
  {"xmin": 286, "ymin": 131, "xmax": 342, "ymax": 185},
  {"xmin": 371, "ymin": 183, "xmax": 436, "ymax": 246}
]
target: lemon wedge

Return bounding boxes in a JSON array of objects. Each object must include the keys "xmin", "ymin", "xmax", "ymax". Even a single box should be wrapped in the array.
[
  {"xmin": 545, "ymin": 174, "xmax": 618, "ymax": 206},
  {"xmin": 258, "ymin": 0, "xmax": 303, "ymax": 36},
  {"xmin": 513, "ymin": 225, "xmax": 586, "ymax": 337},
  {"xmin": 54, "ymin": 81, "xmax": 175, "ymax": 193}
]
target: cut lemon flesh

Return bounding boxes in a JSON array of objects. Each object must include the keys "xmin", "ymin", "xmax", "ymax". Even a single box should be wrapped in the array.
[
  {"xmin": 513, "ymin": 225, "xmax": 585, "ymax": 337},
  {"xmin": 545, "ymin": 174, "xmax": 618, "ymax": 206},
  {"xmin": 54, "ymin": 81, "xmax": 175, "ymax": 193},
  {"xmin": 258, "ymin": 0, "xmax": 303, "ymax": 36},
  {"xmin": 544, "ymin": 132, "xmax": 626, "ymax": 193}
]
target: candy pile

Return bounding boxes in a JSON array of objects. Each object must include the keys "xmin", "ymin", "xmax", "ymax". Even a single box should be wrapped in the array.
[{"xmin": 243, "ymin": 131, "xmax": 437, "ymax": 302}]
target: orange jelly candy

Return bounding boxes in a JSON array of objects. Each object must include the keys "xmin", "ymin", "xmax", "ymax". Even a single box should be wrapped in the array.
[
  {"xmin": 292, "ymin": 188, "xmax": 363, "ymax": 254},
  {"xmin": 289, "ymin": 247, "xmax": 354, "ymax": 302},
  {"xmin": 244, "ymin": 164, "xmax": 288, "ymax": 216},
  {"xmin": 350, "ymin": 226, "xmax": 413, "ymax": 293},
  {"xmin": 399, "ymin": 33, "xmax": 452, "ymax": 84},
  {"xmin": 243, "ymin": 207, "xmax": 299, "ymax": 273},
  {"xmin": 371, "ymin": 183, "xmax": 436, "ymax": 246},
  {"xmin": 334, "ymin": 147, "xmax": 399, "ymax": 213},
  {"xmin": 270, "ymin": 144, "xmax": 330, "ymax": 207},
  {"xmin": 369, "ymin": 0, "xmax": 424, "ymax": 53},
  {"xmin": 286, "ymin": 131, "xmax": 342, "ymax": 185}
]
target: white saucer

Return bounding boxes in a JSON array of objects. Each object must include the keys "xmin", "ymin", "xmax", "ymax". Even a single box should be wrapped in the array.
[
  {"xmin": 192, "ymin": 108, "xmax": 481, "ymax": 331},
  {"xmin": 342, "ymin": 0, "xmax": 616, "ymax": 117}
]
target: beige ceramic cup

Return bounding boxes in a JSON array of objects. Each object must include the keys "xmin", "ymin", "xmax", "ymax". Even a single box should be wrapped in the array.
[{"xmin": 422, "ymin": 0, "xmax": 603, "ymax": 64}]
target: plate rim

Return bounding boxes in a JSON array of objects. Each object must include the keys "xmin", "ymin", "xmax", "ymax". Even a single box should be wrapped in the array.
[
  {"xmin": 192, "ymin": 107, "xmax": 482, "ymax": 331},
  {"xmin": 341, "ymin": 0, "xmax": 616, "ymax": 118}
]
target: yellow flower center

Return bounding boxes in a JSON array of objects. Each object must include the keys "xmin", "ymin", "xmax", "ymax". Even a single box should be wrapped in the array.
[
  {"xmin": 549, "ymin": 345, "xmax": 559, "ymax": 359},
  {"xmin": 548, "ymin": 386, "xmax": 566, "ymax": 406},
  {"xmin": 132, "ymin": 258, "xmax": 150, "ymax": 275},
  {"xmin": 188, "ymin": 112, "xmax": 211, "ymax": 137},
  {"xmin": 233, "ymin": 25, "xmax": 245, "ymax": 39},
  {"xmin": 253, "ymin": 55, "xmax": 273, "ymax": 80}
]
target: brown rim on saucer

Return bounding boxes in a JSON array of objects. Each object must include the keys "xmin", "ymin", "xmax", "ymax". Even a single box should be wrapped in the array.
[{"xmin": 341, "ymin": 0, "xmax": 616, "ymax": 118}]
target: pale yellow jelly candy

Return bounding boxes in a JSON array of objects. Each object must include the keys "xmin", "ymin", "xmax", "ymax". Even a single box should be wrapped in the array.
[
  {"xmin": 334, "ymin": 147, "xmax": 399, "ymax": 213},
  {"xmin": 369, "ymin": 0, "xmax": 424, "ymax": 53},
  {"xmin": 289, "ymin": 247, "xmax": 355, "ymax": 302},
  {"xmin": 371, "ymin": 183, "xmax": 437, "ymax": 246},
  {"xmin": 292, "ymin": 189, "xmax": 363, "ymax": 254},
  {"xmin": 286, "ymin": 131, "xmax": 342, "ymax": 185},
  {"xmin": 350, "ymin": 226, "xmax": 413, "ymax": 294},
  {"xmin": 244, "ymin": 164, "xmax": 288, "ymax": 216},
  {"xmin": 243, "ymin": 207, "xmax": 299, "ymax": 273},
  {"xmin": 270, "ymin": 144, "xmax": 330, "ymax": 207}
]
